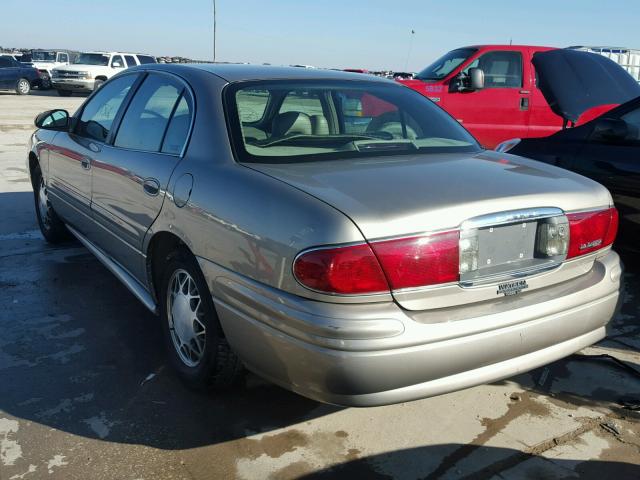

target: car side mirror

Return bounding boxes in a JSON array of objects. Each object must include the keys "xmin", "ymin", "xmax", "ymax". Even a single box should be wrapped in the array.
[
  {"xmin": 112, "ymin": 61, "xmax": 123, "ymax": 68},
  {"xmin": 35, "ymin": 109, "xmax": 69, "ymax": 130},
  {"xmin": 590, "ymin": 117, "xmax": 628, "ymax": 142},
  {"xmin": 468, "ymin": 68, "xmax": 485, "ymax": 91}
]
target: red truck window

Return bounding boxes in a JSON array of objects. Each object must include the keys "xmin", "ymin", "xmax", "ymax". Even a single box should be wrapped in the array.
[{"xmin": 464, "ymin": 51, "xmax": 523, "ymax": 88}]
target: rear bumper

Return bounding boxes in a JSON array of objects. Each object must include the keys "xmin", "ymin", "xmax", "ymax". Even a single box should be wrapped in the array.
[{"xmin": 201, "ymin": 250, "xmax": 621, "ymax": 407}]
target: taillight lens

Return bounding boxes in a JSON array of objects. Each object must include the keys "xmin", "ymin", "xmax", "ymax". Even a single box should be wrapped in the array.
[
  {"xmin": 370, "ymin": 231, "xmax": 460, "ymax": 289},
  {"xmin": 567, "ymin": 207, "xmax": 618, "ymax": 259},
  {"xmin": 293, "ymin": 243, "xmax": 389, "ymax": 294},
  {"xmin": 294, "ymin": 231, "xmax": 461, "ymax": 295}
]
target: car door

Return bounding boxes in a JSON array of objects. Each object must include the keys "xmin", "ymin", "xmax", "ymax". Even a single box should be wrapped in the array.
[
  {"xmin": 47, "ymin": 73, "xmax": 139, "ymax": 232},
  {"xmin": 445, "ymin": 50, "xmax": 530, "ymax": 149},
  {"xmin": 0, "ymin": 56, "xmax": 19, "ymax": 88},
  {"xmin": 89, "ymin": 72, "xmax": 193, "ymax": 280},
  {"xmin": 571, "ymin": 105, "xmax": 640, "ymax": 244}
]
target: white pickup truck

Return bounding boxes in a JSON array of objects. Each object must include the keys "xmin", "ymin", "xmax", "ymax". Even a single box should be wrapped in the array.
[
  {"xmin": 51, "ymin": 51, "xmax": 156, "ymax": 96},
  {"xmin": 28, "ymin": 50, "xmax": 77, "ymax": 89}
]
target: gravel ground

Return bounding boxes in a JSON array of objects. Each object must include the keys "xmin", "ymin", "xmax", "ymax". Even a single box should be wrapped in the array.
[{"xmin": 0, "ymin": 89, "xmax": 639, "ymax": 480}]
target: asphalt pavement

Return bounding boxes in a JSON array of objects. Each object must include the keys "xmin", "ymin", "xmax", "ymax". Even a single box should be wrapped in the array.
[{"xmin": 1, "ymin": 89, "xmax": 639, "ymax": 480}]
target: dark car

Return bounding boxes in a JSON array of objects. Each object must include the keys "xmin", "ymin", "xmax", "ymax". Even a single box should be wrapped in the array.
[
  {"xmin": 0, "ymin": 55, "xmax": 41, "ymax": 94},
  {"xmin": 498, "ymin": 49, "xmax": 640, "ymax": 252}
]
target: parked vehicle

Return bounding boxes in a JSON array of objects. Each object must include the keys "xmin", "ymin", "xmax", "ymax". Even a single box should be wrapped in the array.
[
  {"xmin": 29, "ymin": 49, "xmax": 78, "ymax": 89},
  {"xmin": 398, "ymin": 45, "xmax": 621, "ymax": 149},
  {"xmin": 498, "ymin": 49, "xmax": 640, "ymax": 253},
  {"xmin": 29, "ymin": 64, "xmax": 621, "ymax": 406},
  {"xmin": 569, "ymin": 46, "xmax": 640, "ymax": 83},
  {"xmin": 51, "ymin": 51, "xmax": 156, "ymax": 96},
  {"xmin": 0, "ymin": 55, "xmax": 40, "ymax": 94}
]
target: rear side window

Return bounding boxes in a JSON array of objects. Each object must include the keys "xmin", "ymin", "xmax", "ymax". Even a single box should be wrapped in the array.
[
  {"xmin": 161, "ymin": 95, "xmax": 193, "ymax": 154},
  {"xmin": 124, "ymin": 55, "xmax": 137, "ymax": 67},
  {"xmin": 0, "ymin": 57, "xmax": 13, "ymax": 68},
  {"xmin": 77, "ymin": 74, "xmax": 138, "ymax": 142},
  {"xmin": 464, "ymin": 51, "xmax": 523, "ymax": 88},
  {"xmin": 114, "ymin": 74, "xmax": 184, "ymax": 152},
  {"xmin": 136, "ymin": 55, "xmax": 156, "ymax": 65}
]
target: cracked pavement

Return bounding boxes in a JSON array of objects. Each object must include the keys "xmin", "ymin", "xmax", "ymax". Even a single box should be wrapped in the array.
[{"xmin": 0, "ymin": 91, "xmax": 639, "ymax": 480}]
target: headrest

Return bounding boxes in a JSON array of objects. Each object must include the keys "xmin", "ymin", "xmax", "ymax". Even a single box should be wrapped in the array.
[
  {"xmin": 271, "ymin": 111, "xmax": 312, "ymax": 137},
  {"xmin": 310, "ymin": 115, "xmax": 329, "ymax": 135}
]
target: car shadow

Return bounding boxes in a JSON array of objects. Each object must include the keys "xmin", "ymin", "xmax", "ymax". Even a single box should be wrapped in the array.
[{"xmin": 297, "ymin": 444, "xmax": 640, "ymax": 479}]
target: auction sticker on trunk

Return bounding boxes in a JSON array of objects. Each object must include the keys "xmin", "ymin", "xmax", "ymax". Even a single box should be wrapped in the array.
[{"xmin": 497, "ymin": 279, "xmax": 529, "ymax": 296}]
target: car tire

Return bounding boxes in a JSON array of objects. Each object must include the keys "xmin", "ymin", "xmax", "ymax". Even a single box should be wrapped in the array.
[
  {"xmin": 40, "ymin": 73, "xmax": 52, "ymax": 90},
  {"xmin": 94, "ymin": 79, "xmax": 105, "ymax": 90},
  {"xmin": 159, "ymin": 249, "xmax": 244, "ymax": 390},
  {"xmin": 15, "ymin": 78, "xmax": 31, "ymax": 95},
  {"xmin": 57, "ymin": 89, "xmax": 72, "ymax": 97},
  {"xmin": 32, "ymin": 164, "xmax": 70, "ymax": 244}
]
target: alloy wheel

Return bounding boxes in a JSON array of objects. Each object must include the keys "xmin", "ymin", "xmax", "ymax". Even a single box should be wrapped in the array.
[{"xmin": 166, "ymin": 269, "xmax": 207, "ymax": 367}]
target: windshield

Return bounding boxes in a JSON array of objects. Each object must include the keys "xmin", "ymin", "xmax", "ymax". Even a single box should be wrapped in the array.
[
  {"xmin": 227, "ymin": 80, "xmax": 480, "ymax": 163},
  {"xmin": 32, "ymin": 51, "xmax": 56, "ymax": 62},
  {"xmin": 415, "ymin": 48, "xmax": 477, "ymax": 81},
  {"xmin": 74, "ymin": 53, "xmax": 109, "ymax": 66}
]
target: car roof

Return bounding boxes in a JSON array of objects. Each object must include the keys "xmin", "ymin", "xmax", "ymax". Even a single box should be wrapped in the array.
[{"xmin": 134, "ymin": 63, "xmax": 394, "ymax": 84}]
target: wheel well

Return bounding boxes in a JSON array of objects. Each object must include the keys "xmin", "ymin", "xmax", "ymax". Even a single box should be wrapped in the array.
[
  {"xmin": 146, "ymin": 232, "xmax": 188, "ymax": 302},
  {"xmin": 28, "ymin": 152, "xmax": 39, "ymax": 188},
  {"xmin": 95, "ymin": 76, "xmax": 108, "ymax": 82}
]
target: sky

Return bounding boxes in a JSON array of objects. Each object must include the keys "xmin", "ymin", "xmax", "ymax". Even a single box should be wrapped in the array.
[{"xmin": 2, "ymin": 0, "xmax": 640, "ymax": 71}]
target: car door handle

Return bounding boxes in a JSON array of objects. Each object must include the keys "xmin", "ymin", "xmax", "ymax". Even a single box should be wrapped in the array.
[
  {"xmin": 143, "ymin": 178, "xmax": 160, "ymax": 196},
  {"xmin": 81, "ymin": 157, "xmax": 92, "ymax": 170}
]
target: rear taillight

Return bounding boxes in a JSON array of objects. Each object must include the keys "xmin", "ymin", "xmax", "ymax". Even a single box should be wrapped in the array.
[
  {"xmin": 567, "ymin": 207, "xmax": 618, "ymax": 259},
  {"xmin": 370, "ymin": 231, "xmax": 459, "ymax": 289},
  {"xmin": 294, "ymin": 231, "xmax": 460, "ymax": 295},
  {"xmin": 293, "ymin": 243, "xmax": 389, "ymax": 295}
]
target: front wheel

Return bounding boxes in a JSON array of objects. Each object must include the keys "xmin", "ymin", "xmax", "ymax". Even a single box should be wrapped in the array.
[
  {"xmin": 16, "ymin": 78, "xmax": 31, "ymax": 95},
  {"xmin": 32, "ymin": 165, "xmax": 69, "ymax": 243},
  {"xmin": 159, "ymin": 250, "xmax": 244, "ymax": 390},
  {"xmin": 57, "ymin": 89, "xmax": 72, "ymax": 97},
  {"xmin": 40, "ymin": 73, "xmax": 52, "ymax": 90},
  {"xmin": 93, "ymin": 79, "xmax": 105, "ymax": 90}
]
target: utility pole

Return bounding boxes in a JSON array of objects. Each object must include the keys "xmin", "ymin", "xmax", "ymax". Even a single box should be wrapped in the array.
[{"xmin": 213, "ymin": 0, "xmax": 217, "ymax": 63}]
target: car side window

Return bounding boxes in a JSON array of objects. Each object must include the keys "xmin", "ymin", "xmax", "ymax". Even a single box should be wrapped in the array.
[
  {"xmin": 161, "ymin": 95, "xmax": 193, "ymax": 154},
  {"xmin": 124, "ymin": 55, "xmax": 137, "ymax": 68},
  {"xmin": 136, "ymin": 55, "xmax": 156, "ymax": 65},
  {"xmin": 621, "ymin": 108, "xmax": 640, "ymax": 142},
  {"xmin": 279, "ymin": 90, "xmax": 324, "ymax": 116},
  {"xmin": 114, "ymin": 74, "xmax": 183, "ymax": 152},
  {"xmin": 464, "ymin": 51, "xmax": 523, "ymax": 88},
  {"xmin": 58, "ymin": 53, "xmax": 68, "ymax": 63},
  {"xmin": 111, "ymin": 55, "xmax": 125, "ymax": 68},
  {"xmin": 77, "ymin": 74, "xmax": 138, "ymax": 142},
  {"xmin": 0, "ymin": 57, "xmax": 13, "ymax": 68}
]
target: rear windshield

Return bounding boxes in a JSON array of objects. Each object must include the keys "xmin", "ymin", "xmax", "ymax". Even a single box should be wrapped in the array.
[
  {"xmin": 32, "ymin": 51, "xmax": 56, "ymax": 62},
  {"xmin": 415, "ymin": 48, "xmax": 477, "ymax": 81},
  {"xmin": 74, "ymin": 53, "xmax": 109, "ymax": 66},
  {"xmin": 226, "ymin": 80, "xmax": 480, "ymax": 163}
]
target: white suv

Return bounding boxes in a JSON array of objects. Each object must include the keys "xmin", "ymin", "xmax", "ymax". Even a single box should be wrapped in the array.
[
  {"xmin": 51, "ymin": 51, "xmax": 156, "ymax": 96},
  {"xmin": 29, "ymin": 50, "xmax": 77, "ymax": 89}
]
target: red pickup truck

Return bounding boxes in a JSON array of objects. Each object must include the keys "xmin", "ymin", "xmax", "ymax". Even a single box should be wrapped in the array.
[{"xmin": 397, "ymin": 45, "xmax": 614, "ymax": 148}]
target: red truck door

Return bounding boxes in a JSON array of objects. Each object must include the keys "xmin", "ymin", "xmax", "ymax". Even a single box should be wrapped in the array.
[{"xmin": 443, "ymin": 50, "xmax": 531, "ymax": 149}]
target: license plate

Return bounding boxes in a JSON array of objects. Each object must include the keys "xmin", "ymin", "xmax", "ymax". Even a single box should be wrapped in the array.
[{"xmin": 477, "ymin": 221, "xmax": 537, "ymax": 268}]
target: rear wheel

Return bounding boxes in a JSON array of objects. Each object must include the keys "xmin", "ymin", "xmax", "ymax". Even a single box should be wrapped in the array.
[
  {"xmin": 16, "ymin": 78, "xmax": 30, "ymax": 95},
  {"xmin": 32, "ymin": 165, "xmax": 69, "ymax": 243},
  {"xmin": 159, "ymin": 250, "xmax": 244, "ymax": 390},
  {"xmin": 57, "ymin": 89, "xmax": 72, "ymax": 97}
]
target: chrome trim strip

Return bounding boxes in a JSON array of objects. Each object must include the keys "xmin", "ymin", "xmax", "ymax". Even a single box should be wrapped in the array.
[
  {"xmin": 459, "ymin": 261, "xmax": 562, "ymax": 287},
  {"xmin": 461, "ymin": 207, "xmax": 564, "ymax": 230},
  {"xmin": 67, "ymin": 225, "xmax": 157, "ymax": 314}
]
